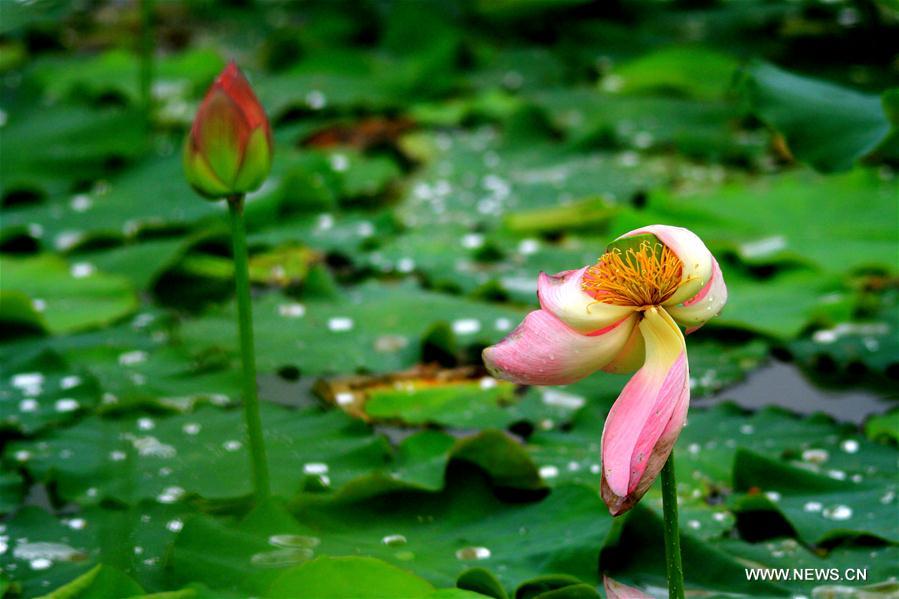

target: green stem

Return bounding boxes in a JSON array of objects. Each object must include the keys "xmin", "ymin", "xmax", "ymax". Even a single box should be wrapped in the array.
[
  {"xmin": 661, "ymin": 453, "xmax": 685, "ymax": 599},
  {"xmin": 139, "ymin": 0, "xmax": 155, "ymax": 127},
  {"xmin": 227, "ymin": 195, "xmax": 271, "ymax": 501}
]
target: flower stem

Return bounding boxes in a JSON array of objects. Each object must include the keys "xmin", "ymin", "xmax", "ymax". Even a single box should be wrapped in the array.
[
  {"xmin": 660, "ymin": 453, "xmax": 685, "ymax": 599},
  {"xmin": 227, "ymin": 195, "xmax": 271, "ymax": 501}
]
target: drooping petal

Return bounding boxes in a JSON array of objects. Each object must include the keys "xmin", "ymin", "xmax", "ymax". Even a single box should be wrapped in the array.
[
  {"xmin": 483, "ymin": 310, "xmax": 637, "ymax": 386},
  {"xmin": 620, "ymin": 224, "xmax": 713, "ymax": 306},
  {"xmin": 603, "ymin": 575, "xmax": 653, "ymax": 599},
  {"xmin": 600, "ymin": 306, "xmax": 689, "ymax": 516},
  {"xmin": 666, "ymin": 255, "xmax": 727, "ymax": 330},
  {"xmin": 605, "ymin": 362, "xmax": 689, "ymax": 517},
  {"xmin": 538, "ymin": 267, "xmax": 636, "ymax": 333}
]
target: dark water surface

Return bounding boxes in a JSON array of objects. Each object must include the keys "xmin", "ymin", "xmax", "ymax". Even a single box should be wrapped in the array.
[{"xmin": 695, "ymin": 360, "xmax": 896, "ymax": 425}]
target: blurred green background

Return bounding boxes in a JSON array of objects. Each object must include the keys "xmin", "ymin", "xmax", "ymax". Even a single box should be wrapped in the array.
[{"xmin": 0, "ymin": 0, "xmax": 898, "ymax": 597}]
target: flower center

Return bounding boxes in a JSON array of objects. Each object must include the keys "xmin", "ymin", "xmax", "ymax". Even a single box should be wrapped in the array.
[{"xmin": 581, "ymin": 239, "xmax": 684, "ymax": 307}]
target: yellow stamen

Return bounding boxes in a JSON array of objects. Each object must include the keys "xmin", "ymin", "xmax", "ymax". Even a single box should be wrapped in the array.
[{"xmin": 581, "ymin": 240, "xmax": 686, "ymax": 307}]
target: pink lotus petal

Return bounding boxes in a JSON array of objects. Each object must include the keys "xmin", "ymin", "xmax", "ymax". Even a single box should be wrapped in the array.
[
  {"xmin": 483, "ymin": 310, "xmax": 637, "ymax": 386},
  {"xmin": 603, "ymin": 575, "xmax": 654, "ymax": 599},
  {"xmin": 601, "ymin": 307, "xmax": 689, "ymax": 515},
  {"xmin": 538, "ymin": 268, "xmax": 635, "ymax": 333},
  {"xmin": 667, "ymin": 255, "xmax": 727, "ymax": 329},
  {"xmin": 620, "ymin": 224, "xmax": 713, "ymax": 306}
]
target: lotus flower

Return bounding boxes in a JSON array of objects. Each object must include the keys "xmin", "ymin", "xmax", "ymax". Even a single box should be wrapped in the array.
[
  {"xmin": 183, "ymin": 61, "xmax": 273, "ymax": 199},
  {"xmin": 483, "ymin": 225, "xmax": 726, "ymax": 515}
]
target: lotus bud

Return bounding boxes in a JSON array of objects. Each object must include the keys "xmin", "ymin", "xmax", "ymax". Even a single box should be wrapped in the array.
[{"xmin": 183, "ymin": 61, "xmax": 273, "ymax": 199}]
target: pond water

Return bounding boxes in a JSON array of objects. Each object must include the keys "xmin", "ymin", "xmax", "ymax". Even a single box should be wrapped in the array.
[{"xmin": 696, "ymin": 360, "xmax": 895, "ymax": 425}]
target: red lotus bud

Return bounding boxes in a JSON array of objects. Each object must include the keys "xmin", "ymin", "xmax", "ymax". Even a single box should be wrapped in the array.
[{"xmin": 183, "ymin": 61, "xmax": 273, "ymax": 199}]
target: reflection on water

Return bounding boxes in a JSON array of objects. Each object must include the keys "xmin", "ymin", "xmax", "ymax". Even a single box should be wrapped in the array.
[{"xmin": 695, "ymin": 361, "xmax": 895, "ymax": 424}]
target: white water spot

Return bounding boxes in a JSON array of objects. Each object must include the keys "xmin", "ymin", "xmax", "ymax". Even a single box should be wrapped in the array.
[
  {"xmin": 133, "ymin": 313, "xmax": 155, "ymax": 329},
  {"xmin": 14, "ymin": 542, "xmax": 84, "ymax": 568},
  {"xmin": 157, "ymin": 486, "xmax": 185, "ymax": 504},
  {"xmin": 278, "ymin": 303, "xmax": 306, "ymax": 318},
  {"xmin": 765, "ymin": 491, "xmax": 781, "ymax": 502},
  {"xmin": 740, "ymin": 236, "xmax": 786, "ymax": 259},
  {"xmin": 827, "ymin": 469, "xmax": 847, "ymax": 481},
  {"xmin": 713, "ymin": 512, "xmax": 728, "ymax": 522},
  {"xmin": 455, "ymin": 546, "xmax": 491, "ymax": 560},
  {"xmin": 687, "ymin": 443, "xmax": 701, "ymax": 455},
  {"xmin": 60, "ymin": 375, "xmax": 82, "ymax": 390},
  {"xmin": 327, "ymin": 317, "xmax": 354, "ymax": 332},
  {"xmin": 54, "ymin": 231, "xmax": 84, "ymax": 251},
  {"xmin": 182, "ymin": 423, "xmax": 201, "ymax": 435},
  {"xmin": 223, "ymin": 440, "xmax": 242, "ymax": 452},
  {"xmin": 803, "ymin": 501, "xmax": 823, "ymax": 513},
  {"xmin": 812, "ymin": 322, "xmax": 889, "ymax": 344},
  {"xmin": 601, "ymin": 74, "xmax": 623, "ymax": 92},
  {"xmin": 479, "ymin": 377, "xmax": 497, "ymax": 390},
  {"xmin": 541, "ymin": 389, "xmax": 585, "ymax": 410},
  {"xmin": 382, "ymin": 534, "xmax": 407, "ymax": 546},
  {"xmin": 396, "ymin": 257, "xmax": 416, "ymax": 273},
  {"xmin": 316, "ymin": 213, "xmax": 334, "ymax": 231},
  {"xmin": 452, "ymin": 318, "xmax": 481, "ymax": 335},
  {"xmin": 18, "ymin": 399, "xmax": 38, "ymax": 413},
  {"xmin": 70, "ymin": 194, "xmax": 92, "ymax": 212},
  {"xmin": 461, "ymin": 233, "xmax": 484, "ymax": 249},
  {"xmin": 119, "ymin": 350, "xmax": 148, "ymax": 366},
  {"xmin": 30, "ymin": 558, "xmax": 52, "ymax": 570},
  {"xmin": 137, "ymin": 417, "xmax": 155, "ymax": 431},
  {"xmin": 32, "ymin": 298, "xmax": 47, "ymax": 312},
  {"xmin": 517, "ymin": 238, "xmax": 539, "ymax": 255},
  {"xmin": 70, "ymin": 262, "xmax": 95, "ymax": 278},
  {"xmin": 840, "ymin": 439, "xmax": 859, "ymax": 454},
  {"xmin": 616, "ymin": 151, "xmax": 640, "ymax": 167},
  {"xmin": 166, "ymin": 519, "xmax": 183, "ymax": 533},
  {"xmin": 12, "ymin": 373, "xmax": 43, "ymax": 396},
  {"xmin": 303, "ymin": 463, "xmax": 329, "ymax": 475},
  {"xmin": 356, "ymin": 221, "xmax": 374, "ymax": 237},
  {"xmin": 375, "ymin": 334, "xmax": 409, "ymax": 353},
  {"xmin": 329, "ymin": 153, "xmax": 349, "ymax": 172},
  {"xmin": 128, "ymin": 435, "xmax": 176, "ymax": 458},
  {"xmin": 14, "ymin": 450, "xmax": 31, "ymax": 462},
  {"xmin": 494, "ymin": 317, "xmax": 512, "ymax": 331},
  {"xmin": 739, "ymin": 424, "xmax": 754, "ymax": 435},
  {"xmin": 823, "ymin": 505, "xmax": 852, "ymax": 521},
  {"xmin": 54, "ymin": 398, "xmax": 79, "ymax": 413},
  {"xmin": 539, "ymin": 465, "xmax": 559, "ymax": 479},
  {"xmin": 306, "ymin": 90, "xmax": 327, "ymax": 110},
  {"xmin": 109, "ymin": 450, "xmax": 127, "ymax": 461},
  {"xmin": 590, "ymin": 464, "xmax": 601, "ymax": 474},
  {"xmin": 65, "ymin": 518, "xmax": 86, "ymax": 530},
  {"xmin": 801, "ymin": 448, "xmax": 829, "ymax": 464},
  {"xmin": 335, "ymin": 392, "xmax": 355, "ymax": 406},
  {"xmin": 687, "ymin": 520, "xmax": 701, "ymax": 530}
]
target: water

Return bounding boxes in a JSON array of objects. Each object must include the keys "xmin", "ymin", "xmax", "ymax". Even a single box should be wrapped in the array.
[{"xmin": 695, "ymin": 361, "xmax": 893, "ymax": 424}]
